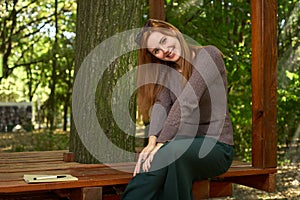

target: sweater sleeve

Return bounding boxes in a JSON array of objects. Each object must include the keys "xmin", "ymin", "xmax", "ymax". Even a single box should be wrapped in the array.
[
  {"xmin": 157, "ymin": 45, "xmax": 226, "ymax": 143},
  {"xmin": 148, "ymin": 87, "xmax": 172, "ymax": 137}
]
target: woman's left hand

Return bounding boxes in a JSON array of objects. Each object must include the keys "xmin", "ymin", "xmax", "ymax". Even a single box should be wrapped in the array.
[{"xmin": 142, "ymin": 143, "xmax": 164, "ymax": 172}]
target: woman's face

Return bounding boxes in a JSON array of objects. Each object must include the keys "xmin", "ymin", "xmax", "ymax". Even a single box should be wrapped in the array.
[{"xmin": 146, "ymin": 31, "xmax": 181, "ymax": 63}]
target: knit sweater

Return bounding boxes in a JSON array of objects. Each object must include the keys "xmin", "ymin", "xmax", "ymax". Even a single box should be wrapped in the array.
[{"xmin": 148, "ymin": 45, "xmax": 234, "ymax": 145}]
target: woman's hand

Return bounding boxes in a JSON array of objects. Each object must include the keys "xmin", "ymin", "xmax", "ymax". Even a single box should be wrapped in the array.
[
  {"xmin": 133, "ymin": 136, "xmax": 157, "ymax": 176},
  {"xmin": 142, "ymin": 142, "xmax": 164, "ymax": 173},
  {"xmin": 133, "ymin": 136, "xmax": 164, "ymax": 176}
]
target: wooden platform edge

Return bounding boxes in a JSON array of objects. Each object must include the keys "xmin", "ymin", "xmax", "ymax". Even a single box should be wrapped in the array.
[
  {"xmin": 227, "ymin": 173, "xmax": 277, "ymax": 193},
  {"xmin": 0, "ymin": 150, "xmax": 278, "ymax": 199}
]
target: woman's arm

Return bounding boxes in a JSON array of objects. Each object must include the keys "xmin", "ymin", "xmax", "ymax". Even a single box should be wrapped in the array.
[
  {"xmin": 148, "ymin": 86, "xmax": 172, "ymax": 137},
  {"xmin": 156, "ymin": 45, "xmax": 227, "ymax": 143},
  {"xmin": 134, "ymin": 86, "xmax": 172, "ymax": 176}
]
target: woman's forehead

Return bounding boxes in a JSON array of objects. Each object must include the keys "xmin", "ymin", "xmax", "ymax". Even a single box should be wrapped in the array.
[{"xmin": 146, "ymin": 31, "xmax": 164, "ymax": 48}]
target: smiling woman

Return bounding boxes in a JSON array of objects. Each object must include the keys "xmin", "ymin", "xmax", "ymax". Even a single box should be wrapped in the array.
[
  {"xmin": 147, "ymin": 31, "xmax": 182, "ymax": 63},
  {"xmin": 121, "ymin": 19, "xmax": 234, "ymax": 200}
]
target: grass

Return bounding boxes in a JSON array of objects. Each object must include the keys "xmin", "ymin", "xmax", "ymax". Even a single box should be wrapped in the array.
[{"xmin": 0, "ymin": 130, "xmax": 69, "ymax": 152}]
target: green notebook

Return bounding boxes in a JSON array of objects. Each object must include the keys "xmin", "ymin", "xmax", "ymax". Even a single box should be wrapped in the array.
[{"xmin": 23, "ymin": 174, "xmax": 78, "ymax": 183}]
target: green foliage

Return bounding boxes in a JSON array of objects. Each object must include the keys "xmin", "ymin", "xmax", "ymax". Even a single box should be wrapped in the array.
[
  {"xmin": 277, "ymin": 70, "xmax": 300, "ymax": 145},
  {"xmin": 0, "ymin": 0, "xmax": 76, "ymax": 129},
  {"xmin": 277, "ymin": 0, "xmax": 300, "ymax": 148}
]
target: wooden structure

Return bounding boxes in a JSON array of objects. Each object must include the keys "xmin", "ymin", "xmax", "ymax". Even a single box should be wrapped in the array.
[
  {"xmin": 251, "ymin": 0, "xmax": 277, "ymax": 169},
  {"xmin": 0, "ymin": 0, "xmax": 278, "ymax": 199},
  {"xmin": 0, "ymin": 151, "xmax": 276, "ymax": 200}
]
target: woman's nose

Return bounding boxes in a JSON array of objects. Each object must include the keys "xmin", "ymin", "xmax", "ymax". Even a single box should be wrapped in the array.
[{"xmin": 161, "ymin": 46, "xmax": 168, "ymax": 54}]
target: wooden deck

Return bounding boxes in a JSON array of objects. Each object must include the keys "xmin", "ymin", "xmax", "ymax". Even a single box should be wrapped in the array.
[{"xmin": 0, "ymin": 150, "xmax": 277, "ymax": 199}]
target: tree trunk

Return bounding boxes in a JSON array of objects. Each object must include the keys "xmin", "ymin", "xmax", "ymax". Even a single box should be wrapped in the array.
[
  {"xmin": 48, "ymin": 0, "xmax": 59, "ymax": 131},
  {"xmin": 70, "ymin": 0, "xmax": 143, "ymax": 163}
]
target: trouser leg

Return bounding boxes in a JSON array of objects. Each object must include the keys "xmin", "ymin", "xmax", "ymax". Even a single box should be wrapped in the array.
[
  {"xmin": 152, "ymin": 136, "xmax": 233, "ymax": 200},
  {"xmin": 121, "ymin": 136, "xmax": 233, "ymax": 200},
  {"xmin": 121, "ymin": 165, "xmax": 167, "ymax": 200}
]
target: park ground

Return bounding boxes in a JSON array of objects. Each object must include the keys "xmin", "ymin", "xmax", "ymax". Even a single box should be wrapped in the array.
[{"xmin": 0, "ymin": 130, "xmax": 299, "ymax": 200}]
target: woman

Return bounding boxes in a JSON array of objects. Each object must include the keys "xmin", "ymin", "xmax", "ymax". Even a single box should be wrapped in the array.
[{"xmin": 122, "ymin": 19, "xmax": 234, "ymax": 200}]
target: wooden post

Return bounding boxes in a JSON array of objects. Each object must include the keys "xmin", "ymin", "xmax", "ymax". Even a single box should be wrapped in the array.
[
  {"xmin": 251, "ymin": 0, "xmax": 278, "ymax": 168},
  {"xmin": 70, "ymin": 187, "xmax": 103, "ymax": 200},
  {"xmin": 63, "ymin": 152, "xmax": 75, "ymax": 162},
  {"xmin": 149, "ymin": 0, "xmax": 165, "ymax": 20},
  {"xmin": 192, "ymin": 180, "xmax": 210, "ymax": 199}
]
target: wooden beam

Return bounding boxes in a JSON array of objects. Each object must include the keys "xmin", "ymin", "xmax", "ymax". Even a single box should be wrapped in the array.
[
  {"xmin": 227, "ymin": 173, "xmax": 277, "ymax": 193},
  {"xmin": 251, "ymin": 0, "xmax": 278, "ymax": 168},
  {"xmin": 210, "ymin": 181, "xmax": 233, "ymax": 198},
  {"xmin": 192, "ymin": 180, "xmax": 233, "ymax": 199},
  {"xmin": 192, "ymin": 180, "xmax": 210, "ymax": 199},
  {"xmin": 70, "ymin": 187, "xmax": 103, "ymax": 200},
  {"xmin": 149, "ymin": 0, "xmax": 165, "ymax": 20}
]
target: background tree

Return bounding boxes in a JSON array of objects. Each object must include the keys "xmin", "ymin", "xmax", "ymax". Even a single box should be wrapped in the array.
[
  {"xmin": 70, "ymin": 0, "xmax": 144, "ymax": 163},
  {"xmin": 277, "ymin": 0, "xmax": 300, "ymax": 148},
  {"xmin": 0, "ymin": 0, "xmax": 76, "ymax": 130}
]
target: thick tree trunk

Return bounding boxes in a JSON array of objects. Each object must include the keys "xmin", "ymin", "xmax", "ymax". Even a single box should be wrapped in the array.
[{"xmin": 70, "ymin": 0, "xmax": 143, "ymax": 163}]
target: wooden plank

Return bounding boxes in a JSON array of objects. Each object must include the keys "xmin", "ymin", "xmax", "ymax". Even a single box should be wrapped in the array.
[
  {"xmin": 0, "ymin": 174, "xmax": 132, "ymax": 193},
  {"xmin": 227, "ymin": 173, "xmax": 276, "ymax": 193},
  {"xmin": 0, "ymin": 162, "xmax": 79, "ymax": 173},
  {"xmin": 0, "ymin": 191, "xmax": 61, "ymax": 200},
  {"xmin": 0, "ymin": 153, "xmax": 132, "ymax": 170},
  {"xmin": 0, "ymin": 161, "xmax": 135, "ymax": 173},
  {"xmin": 192, "ymin": 180, "xmax": 210, "ymax": 199},
  {"xmin": 193, "ymin": 181, "xmax": 233, "ymax": 199},
  {"xmin": 251, "ymin": 0, "xmax": 278, "ymax": 168},
  {"xmin": 218, "ymin": 167, "xmax": 276, "ymax": 178},
  {"xmin": 0, "ymin": 158, "xmax": 63, "ymax": 164},
  {"xmin": 0, "ymin": 150, "xmax": 67, "ymax": 158},
  {"xmin": 0, "ymin": 155, "xmax": 61, "ymax": 161},
  {"xmin": 0, "ymin": 166, "xmax": 133, "ymax": 182},
  {"xmin": 210, "ymin": 181, "xmax": 232, "ymax": 198},
  {"xmin": 63, "ymin": 152, "xmax": 75, "ymax": 162},
  {"xmin": 70, "ymin": 187, "xmax": 103, "ymax": 200}
]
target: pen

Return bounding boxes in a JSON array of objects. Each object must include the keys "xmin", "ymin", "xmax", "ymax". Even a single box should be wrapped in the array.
[{"xmin": 33, "ymin": 175, "xmax": 66, "ymax": 180}]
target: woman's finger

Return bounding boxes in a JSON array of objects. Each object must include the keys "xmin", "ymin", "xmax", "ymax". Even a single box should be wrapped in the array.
[
  {"xmin": 134, "ymin": 153, "xmax": 148, "ymax": 176},
  {"xmin": 133, "ymin": 161, "xmax": 141, "ymax": 176},
  {"xmin": 138, "ymin": 152, "xmax": 148, "ymax": 163},
  {"xmin": 135, "ymin": 143, "xmax": 164, "ymax": 174},
  {"xmin": 142, "ymin": 145, "xmax": 161, "ymax": 172},
  {"xmin": 142, "ymin": 157, "xmax": 150, "ymax": 172}
]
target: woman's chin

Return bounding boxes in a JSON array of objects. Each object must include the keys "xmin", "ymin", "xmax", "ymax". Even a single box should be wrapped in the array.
[{"xmin": 171, "ymin": 55, "xmax": 180, "ymax": 63}]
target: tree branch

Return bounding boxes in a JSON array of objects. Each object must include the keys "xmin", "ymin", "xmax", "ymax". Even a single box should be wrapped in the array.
[{"xmin": 13, "ymin": 14, "xmax": 55, "ymax": 37}]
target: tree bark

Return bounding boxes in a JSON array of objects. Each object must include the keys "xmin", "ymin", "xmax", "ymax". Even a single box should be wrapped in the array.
[{"xmin": 70, "ymin": 0, "xmax": 143, "ymax": 163}]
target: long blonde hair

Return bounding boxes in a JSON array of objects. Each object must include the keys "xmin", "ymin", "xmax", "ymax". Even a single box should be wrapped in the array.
[{"xmin": 136, "ymin": 19, "xmax": 198, "ymax": 122}]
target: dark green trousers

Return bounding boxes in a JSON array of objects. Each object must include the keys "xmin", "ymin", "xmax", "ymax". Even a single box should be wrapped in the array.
[{"xmin": 121, "ymin": 136, "xmax": 233, "ymax": 200}]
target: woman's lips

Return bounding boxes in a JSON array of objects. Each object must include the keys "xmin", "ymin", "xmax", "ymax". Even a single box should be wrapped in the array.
[{"xmin": 167, "ymin": 48, "xmax": 175, "ymax": 58}]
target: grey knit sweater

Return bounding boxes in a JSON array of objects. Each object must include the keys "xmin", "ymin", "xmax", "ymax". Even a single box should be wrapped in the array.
[{"xmin": 148, "ymin": 45, "xmax": 234, "ymax": 145}]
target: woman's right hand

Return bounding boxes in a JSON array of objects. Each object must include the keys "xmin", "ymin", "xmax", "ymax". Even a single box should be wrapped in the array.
[{"xmin": 133, "ymin": 136, "xmax": 157, "ymax": 176}]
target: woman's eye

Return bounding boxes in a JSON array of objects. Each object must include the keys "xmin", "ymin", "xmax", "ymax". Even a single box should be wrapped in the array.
[
  {"xmin": 162, "ymin": 37, "xmax": 167, "ymax": 44},
  {"xmin": 153, "ymin": 49, "xmax": 159, "ymax": 54}
]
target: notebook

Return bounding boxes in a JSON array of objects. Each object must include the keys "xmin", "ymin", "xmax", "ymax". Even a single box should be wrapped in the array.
[{"xmin": 23, "ymin": 174, "xmax": 78, "ymax": 183}]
